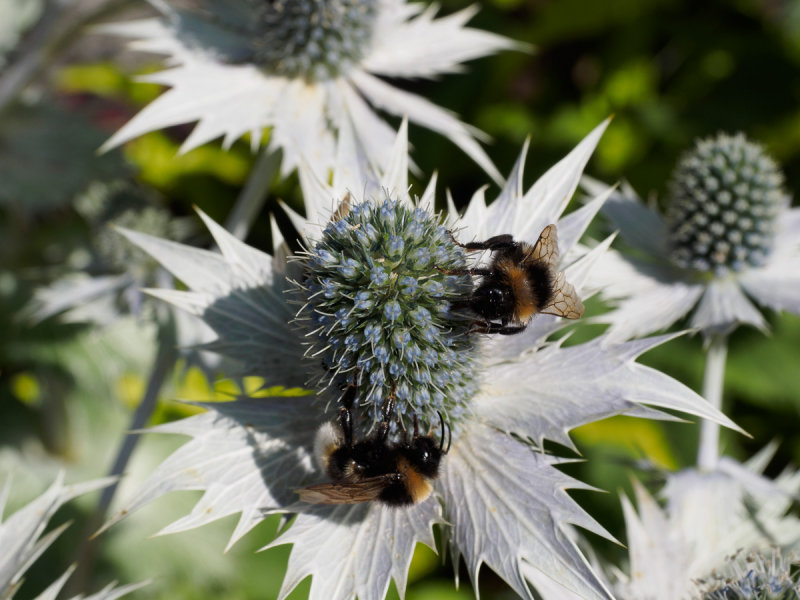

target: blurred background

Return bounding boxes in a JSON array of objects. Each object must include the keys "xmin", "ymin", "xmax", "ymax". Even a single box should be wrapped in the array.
[{"xmin": 2, "ymin": 0, "xmax": 799, "ymax": 598}]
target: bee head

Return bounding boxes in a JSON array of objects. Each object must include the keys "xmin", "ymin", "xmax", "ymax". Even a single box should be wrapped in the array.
[
  {"xmin": 407, "ymin": 436, "xmax": 442, "ymax": 477},
  {"xmin": 471, "ymin": 283, "xmax": 513, "ymax": 320},
  {"xmin": 407, "ymin": 413, "xmax": 451, "ymax": 477}
]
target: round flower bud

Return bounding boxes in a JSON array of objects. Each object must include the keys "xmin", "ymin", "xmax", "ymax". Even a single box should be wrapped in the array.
[
  {"xmin": 251, "ymin": 0, "xmax": 378, "ymax": 80},
  {"xmin": 666, "ymin": 133, "xmax": 784, "ymax": 276}
]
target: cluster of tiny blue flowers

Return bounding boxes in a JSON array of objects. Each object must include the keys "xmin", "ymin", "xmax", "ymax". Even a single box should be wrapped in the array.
[
  {"xmin": 701, "ymin": 550, "xmax": 800, "ymax": 600},
  {"xmin": 297, "ymin": 196, "xmax": 478, "ymax": 430},
  {"xmin": 250, "ymin": 0, "xmax": 378, "ymax": 80},
  {"xmin": 666, "ymin": 132, "xmax": 784, "ymax": 276}
]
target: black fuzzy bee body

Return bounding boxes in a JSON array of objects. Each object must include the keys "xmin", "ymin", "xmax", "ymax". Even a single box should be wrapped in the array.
[
  {"xmin": 445, "ymin": 224, "xmax": 584, "ymax": 335},
  {"xmin": 298, "ymin": 383, "xmax": 450, "ymax": 507}
]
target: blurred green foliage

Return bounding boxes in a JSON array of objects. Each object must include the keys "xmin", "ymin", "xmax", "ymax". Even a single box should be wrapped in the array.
[{"xmin": 2, "ymin": 0, "xmax": 800, "ymax": 598}]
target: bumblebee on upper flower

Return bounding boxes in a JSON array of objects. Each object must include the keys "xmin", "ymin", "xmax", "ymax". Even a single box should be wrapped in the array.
[
  {"xmin": 100, "ymin": 0, "xmax": 517, "ymax": 182},
  {"xmin": 101, "ymin": 120, "xmax": 741, "ymax": 599}
]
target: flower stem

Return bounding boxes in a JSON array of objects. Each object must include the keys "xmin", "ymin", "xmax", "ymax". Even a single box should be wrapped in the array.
[
  {"xmin": 697, "ymin": 334, "xmax": 728, "ymax": 470},
  {"xmin": 224, "ymin": 147, "xmax": 282, "ymax": 240}
]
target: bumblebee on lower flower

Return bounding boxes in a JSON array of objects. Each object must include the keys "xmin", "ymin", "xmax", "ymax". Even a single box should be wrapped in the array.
[{"xmin": 298, "ymin": 376, "xmax": 451, "ymax": 507}]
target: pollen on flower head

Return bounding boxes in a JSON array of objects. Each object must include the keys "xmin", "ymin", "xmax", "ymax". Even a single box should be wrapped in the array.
[
  {"xmin": 250, "ymin": 0, "xmax": 378, "ymax": 80},
  {"xmin": 666, "ymin": 132, "xmax": 784, "ymax": 276},
  {"xmin": 296, "ymin": 194, "xmax": 478, "ymax": 431},
  {"xmin": 700, "ymin": 548, "xmax": 800, "ymax": 600}
]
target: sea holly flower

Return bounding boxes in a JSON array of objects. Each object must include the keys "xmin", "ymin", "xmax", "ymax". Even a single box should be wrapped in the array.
[
  {"xmin": 611, "ymin": 445, "xmax": 800, "ymax": 600},
  {"xmin": 0, "ymin": 472, "xmax": 147, "ymax": 600},
  {"xmin": 101, "ymin": 120, "xmax": 740, "ymax": 600},
  {"xmin": 27, "ymin": 180, "xmax": 188, "ymax": 325},
  {"xmin": 584, "ymin": 132, "xmax": 800, "ymax": 343},
  {"xmin": 99, "ymin": 0, "xmax": 516, "ymax": 182},
  {"xmin": 584, "ymin": 133, "xmax": 800, "ymax": 471}
]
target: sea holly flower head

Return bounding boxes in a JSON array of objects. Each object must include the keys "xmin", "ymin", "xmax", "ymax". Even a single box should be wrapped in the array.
[
  {"xmin": 298, "ymin": 195, "xmax": 476, "ymax": 428},
  {"xmin": 99, "ymin": 0, "xmax": 517, "ymax": 181},
  {"xmin": 585, "ymin": 132, "xmax": 800, "ymax": 341},
  {"xmin": 613, "ymin": 446, "xmax": 800, "ymax": 600},
  {"xmin": 700, "ymin": 549, "xmax": 800, "ymax": 600},
  {"xmin": 27, "ymin": 180, "xmax": 186, "ymax": 325},
  {"xmin": 244, "ymin": 1, "xmax": 379, "ymax": 81},
  {"xmin": 102, "ymin": 119, "xmax": 741, "ymax": 600},
  {"xmin": 666, "ymin": 133, "xmax": 783, "ymax": 276}
]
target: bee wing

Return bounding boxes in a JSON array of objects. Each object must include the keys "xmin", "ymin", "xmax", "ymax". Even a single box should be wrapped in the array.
[
  {"xmin": 296, "ymin": 475, "xmax": 397, "ymax": 505},
  {"xmin": 540, "ymin": 270, "xmax": 585, "ymax": 319},
  {"xmin": 329, "ymin": 192, "xmax": 352, "ymax": 223},
  {"xmin": 530, "ymin": 224, "xmax": 559, "ymax": 267}
]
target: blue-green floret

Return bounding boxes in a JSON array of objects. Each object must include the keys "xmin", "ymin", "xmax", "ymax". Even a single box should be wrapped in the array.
[
  {"xmin": 297, "ymin": 196, "xmax": 478, "ymax": 431},
  {"xmin": 701, "ymin": 550, "xmax": 800, "ymax": 600},
  {"xmin": 250, "ymin": 0, "xmax": 378, "ymax": 80},
  {"xmin": 667, "ymin": 132, "xmax": 784, "ymax": 277}
]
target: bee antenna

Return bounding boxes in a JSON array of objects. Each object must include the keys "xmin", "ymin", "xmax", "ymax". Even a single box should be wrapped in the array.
[{"xmin": 437, "ymin": 411, "xmax": 449, "ymax": 453}]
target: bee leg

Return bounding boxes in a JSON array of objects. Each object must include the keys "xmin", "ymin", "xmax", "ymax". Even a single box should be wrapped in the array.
[
  {"xmin": 463, "ymin": 235, "xmax": 517, "ymax": 252},
  {"xmin": 375, "ymin": 389, "xmax": 397, "ymax": 444},
  {"xmin": 448, "ymin": 233, "xmax": 516, "ymax": 252},
  {"xmin": 339, "ymin": 405, "xmax": 353, "ymax": 448},
  {"xmin": 471, "ymin": 322, "xmax": 527, "ymax": 335},
  {"xmin": 339, "ymin": 380, "xmax": 357, "ymax": 410},
  {"xmin": 338, "ymin": 368, "xmax": 359, "ymax": 447},
  {"xmin": 435, "ymin": 266, "xmax": 494, "ymax": 277}
]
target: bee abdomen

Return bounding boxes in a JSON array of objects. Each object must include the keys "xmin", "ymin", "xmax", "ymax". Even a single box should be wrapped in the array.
[{"xmin": 522, "ymin": 261, "xmax": 555, "ymax": 316}]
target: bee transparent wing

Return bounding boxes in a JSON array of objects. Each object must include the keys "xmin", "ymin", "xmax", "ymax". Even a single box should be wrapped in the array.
[
  {"xmin": 540, "ymin": 270, "xmax": 585, "ymax": 319},
  {"xmin": 329, "ymin": 191, "xmax": 352, "ymax": 223},
  {"xmin": 296, "ymin": 475, "xmax": 396, "ymax": 505},
  {"xmin": 530, "ymin": 224, "xmax": 559, "ymax": 267}
]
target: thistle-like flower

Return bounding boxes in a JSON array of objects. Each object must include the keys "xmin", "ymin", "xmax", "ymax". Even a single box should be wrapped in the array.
[
  {"xmin": 99, "ymin": 0, "xmax": 516, "ymax": 182},
  {"xmin": 611, "ymin": 446, "xmax": 800, "ymax": 600},
  {"xmin": 585, "ymin": 132, "xmax": 800, "ymax": 342},
  {"xmin": 701, "ymin": 550, "xmax": 800, "ymax": 600},
  {"xmin": 102, "ymin": 120, "xmax": 740, "ymax": 599},
  {"xmin": 28, "ymin": 180, "xmax": 185, "ymax": 325},
  {"xmin": 0, "ymin": 472, "xmax": 147, "ymax": 600}
]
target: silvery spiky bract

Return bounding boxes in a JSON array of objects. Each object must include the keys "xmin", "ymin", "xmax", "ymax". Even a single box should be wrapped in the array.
[
  {"xmin": 584, "ymin": 133, "xmax": 800, "ymax": 341},
  {"xmin": 0, "ymin": 473, "xmax": 147, "ymax": 600},
  {"xmin": 612, "ymin": 445, "xmax": 800, "ymax": 600},
  {"xmin": 99, "ymin": 0, "xmax": 516, "ymax": 181},
  {"xmin": 103, "ymin": 119, "xmax": 741, "ymax": 600}
]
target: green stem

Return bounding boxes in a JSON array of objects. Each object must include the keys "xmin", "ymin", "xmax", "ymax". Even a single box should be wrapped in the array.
[
  {"xmin": 224, "ymin": 147, "xmax": 282, "ymax": 240},
  {"xmin": 697, "ymin": 334, "xmax": 728, "ymax": 470}
]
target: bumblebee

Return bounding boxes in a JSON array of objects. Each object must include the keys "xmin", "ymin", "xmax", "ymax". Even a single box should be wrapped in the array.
[
  {"xmin": 443, "ymin": 223, "xmax": 584, "ymax": 335},
  {"xmin": 297, "ymin": 381, "xmax": 451, "ymax": 507}
]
